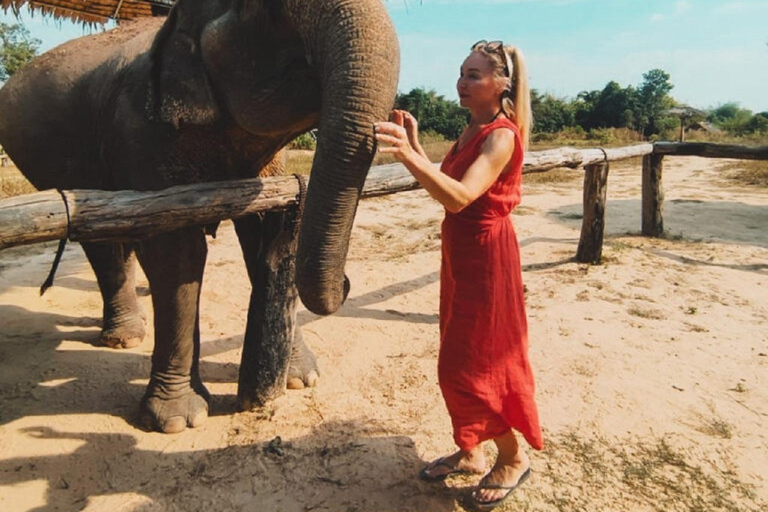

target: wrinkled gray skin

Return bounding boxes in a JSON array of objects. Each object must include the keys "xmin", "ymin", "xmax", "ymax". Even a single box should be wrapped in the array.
[{"xmin": 0, "ymin": 0, "xmax": 399, "ymax": 433}]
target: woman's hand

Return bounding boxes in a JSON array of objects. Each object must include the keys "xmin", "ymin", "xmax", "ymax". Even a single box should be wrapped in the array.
[
  {"xmin": 375, "ymin": 109, "xmax": 425, "ymax": 163},
  {"xmin": 396, "ymin": 109, "xmax": 420, "ymax": 150},
  {"xmin": 374, "ymin": 112, "xmax": 416, "ymax": 163}
]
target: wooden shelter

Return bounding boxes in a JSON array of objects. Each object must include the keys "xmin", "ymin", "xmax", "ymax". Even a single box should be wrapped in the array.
[
  {"xmin": 1, "ymin": 0, "xmax": 171, "ymax": 24},
  {"xmin": 666, "ymin": 105, "xmax": 707, "ymax": 142}
]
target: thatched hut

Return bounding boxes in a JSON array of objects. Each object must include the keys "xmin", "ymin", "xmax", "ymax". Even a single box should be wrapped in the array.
[
  {"xmin": 666, "ymin": 105, "xmax": 708, "ymax": 142},
  {"xmin": 1, "ymin": 0, "xmax": 171, "ymax": 24}
]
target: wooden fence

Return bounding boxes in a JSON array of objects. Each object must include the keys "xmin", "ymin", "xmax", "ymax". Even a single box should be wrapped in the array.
[{"xmin": 1, "ymin": 142, "xmax": 765, "ymax": 262}]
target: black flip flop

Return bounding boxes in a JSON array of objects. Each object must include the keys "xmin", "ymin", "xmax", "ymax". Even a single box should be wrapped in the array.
[
  {"xmin": 472, "ymin": 467, "xmax": 531, "ymax": 510},
  {"xmin": 418, "ymin": 457, "xmax": 472, "ymax": 482}
]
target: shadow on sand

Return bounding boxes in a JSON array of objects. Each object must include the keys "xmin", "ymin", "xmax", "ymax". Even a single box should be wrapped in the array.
[
  {"xmin": 0, "ymin": 420, "xmax": 463, "ymax": 512},
  {"xmin": 547, "ymin": 198, "xmax": 768, "ymax": 249}
]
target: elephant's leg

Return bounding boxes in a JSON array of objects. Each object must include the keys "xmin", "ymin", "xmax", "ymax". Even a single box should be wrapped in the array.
[
  {"xmin": 234, "ymin": 212, "xmax": 320, "ymax": 411},
  {"xmin": 136, "ymin": 229, "xmax": 210, "ymax": 433},
  {"xmin": 286, "ymin": 327, "xmax": 319, "ymax": 390},
  {"xmin": 81, "ymin": 241, "xmax": 146, "ymax": 349}
]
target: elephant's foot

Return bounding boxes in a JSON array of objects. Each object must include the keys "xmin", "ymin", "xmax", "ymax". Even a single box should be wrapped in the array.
[
  {"xmin": 286, "ymin": 333, "xmax": 320, "ymax": 390},
  {"xmin": 100, "ymin": 309, "xmax": 147, "ymax": 349},
  {"xmin": 140, "ymin": 384, "xmax": 210, "ymax": 434}
]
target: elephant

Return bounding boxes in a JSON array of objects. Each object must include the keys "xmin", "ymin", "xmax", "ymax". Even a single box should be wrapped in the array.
[{"xmin": 0, "ymin": 0, "xmax": 399, "ymax": 433}]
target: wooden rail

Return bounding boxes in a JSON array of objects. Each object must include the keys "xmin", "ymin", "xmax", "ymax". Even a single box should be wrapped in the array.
[
  {"xmin": 1, "ymin": 142, "xmax": 764, "ymax": 263},
  {"xmin": 0, "ymin": 167, "xmax": 422, "ymax": 250},
  {"xmin": 0, "ymin": 144, "xmax": 653, "ymax": 251},
  {"xmin": 641, "ymin": 142, "xmax": 768, "ymax": 239},
  {"xmin": 652, "ymin": 142, "xmax": 768, "ymax": 160}
]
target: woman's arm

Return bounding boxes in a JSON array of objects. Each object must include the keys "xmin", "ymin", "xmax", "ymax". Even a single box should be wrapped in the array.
[{"xmin": 375, "ymin": 118, "xmax": 515, "ymax": 213}]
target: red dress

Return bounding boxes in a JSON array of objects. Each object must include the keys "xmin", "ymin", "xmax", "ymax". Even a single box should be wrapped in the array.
[{"xmin": 438, "ymin": 116, "xmax": 543, "ymax": 451}]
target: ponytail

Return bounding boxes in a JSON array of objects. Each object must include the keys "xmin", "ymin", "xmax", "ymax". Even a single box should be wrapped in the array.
[{"xmin": 501, "ymin": 46, "xmax": 531, "ymax": 150}]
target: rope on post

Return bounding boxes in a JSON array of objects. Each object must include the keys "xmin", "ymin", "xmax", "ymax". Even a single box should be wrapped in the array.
[
  {"xmin": 291, "ymin": 174, "xmax": 308, "ymax": 238},
  {"xmin": 598, "ymin": 147, "xmax": 610, "ymax": 168}
]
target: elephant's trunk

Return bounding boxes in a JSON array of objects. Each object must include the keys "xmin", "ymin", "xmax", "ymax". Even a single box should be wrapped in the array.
[{"xmin": 282, "ymin": 0, "xmax": 399, "ymax": 315}]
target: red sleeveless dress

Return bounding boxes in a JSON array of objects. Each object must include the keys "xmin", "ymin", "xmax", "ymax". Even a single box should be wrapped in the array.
[{"xmin": 438, "ymin": 117, "xmax": 543, "ymax": 451}]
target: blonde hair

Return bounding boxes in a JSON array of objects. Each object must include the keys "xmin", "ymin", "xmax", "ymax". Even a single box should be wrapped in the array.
[{"xmin": 472, "ymin": 42, "xmax": 532, "ymax": 149}]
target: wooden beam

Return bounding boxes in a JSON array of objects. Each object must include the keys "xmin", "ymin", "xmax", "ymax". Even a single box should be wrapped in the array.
[
  {"xmin": 62, "ymin": 176, "xmax": 300, "ymax": 243},
  {"xmin": 653, "ymin": 142, "xmax": 768, "ymax": 160},
  {"xmin": 0, "ymin": 165, "xmax": 427, "ymax": 250},
  {"xmin": 0, "ymin": 189, "xmax": 69, "ymax": 249},
  {"xmin": 523, "ymin": 143, "xmax": 652, "ymax": 174},
  {"xmin": 576, "ymin": 161, "xmax": 610, "ymax": 264},
  {"xmin": 642, "ymin": 154, "xmax": 664, "ymax": 237},
  {"xmin": 0, "ymin": 143, "xmax": 662, "ymax": 251}
]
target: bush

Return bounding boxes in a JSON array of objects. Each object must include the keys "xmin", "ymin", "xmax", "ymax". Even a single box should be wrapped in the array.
[
  {"xmin": 289, "ymin": 132, "xmax": 316, "ymax": 150},
  {"xmin": 587, "ymin": 128, "xmax": 615, "ymax": 144}
]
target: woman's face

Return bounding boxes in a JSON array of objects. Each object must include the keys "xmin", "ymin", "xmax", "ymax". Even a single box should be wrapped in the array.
[{"xmin": 456, "ymin": 52, "xmax": 504, "ymax": 110}]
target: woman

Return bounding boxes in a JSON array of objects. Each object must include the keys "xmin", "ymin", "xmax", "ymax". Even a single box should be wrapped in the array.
[{"xmin": 374, "ymin": 40, "xmax": 542, "ymax": 510}]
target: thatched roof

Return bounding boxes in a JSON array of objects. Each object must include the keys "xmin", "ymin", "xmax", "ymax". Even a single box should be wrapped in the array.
[
  {"xmin": 1, "ymin": 0, "xmax": 172, "ymax": 25},
  {"xmin": 666, "ymin": 105, "xmax": 707, "ymax": 119}
]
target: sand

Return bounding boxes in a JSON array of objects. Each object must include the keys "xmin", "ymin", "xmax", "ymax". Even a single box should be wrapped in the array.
[{"xmin": 1, "ymin": 156, "xmax": 766, "ymax": 512}]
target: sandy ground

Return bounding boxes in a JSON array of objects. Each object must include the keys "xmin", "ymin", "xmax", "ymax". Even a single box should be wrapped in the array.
[{"xmin": 1, "ymin": 156, "xmax": 766, "ymax": 512}]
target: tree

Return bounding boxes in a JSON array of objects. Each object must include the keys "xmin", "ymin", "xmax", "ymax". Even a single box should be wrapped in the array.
[
  {"xmin": 395, "ymin": 88, "xmax": 467, "ymax": 140},
  {"xmin": 573, "ymin": 89, "xmax": 600, "ymax": 130},
  {"xmin": 531, "ymin": 91, "xmax": 575, "ymax": 133},
  {"xmin": 707, "ymin": 102, "xmax": 755, "ymax": 135},
  {"xmin": 0, "ymin": 22, "xmax": 41, "ymax": 82},
  {"xmin": 574, "ymin": 82, "xmax": 638, "ymax": 131},
  {"xmin": 637, "ymin": 68, "xmax": 675, "ymax": 137},
  {"xmin": 747, "ymin": 113, "xmax": 768, "ymax": 135}
]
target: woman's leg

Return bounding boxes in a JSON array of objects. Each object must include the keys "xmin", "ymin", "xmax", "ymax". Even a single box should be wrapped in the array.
[{"xmin": 473, "ymin": 430, "xmax": 531, "ymax": 503}]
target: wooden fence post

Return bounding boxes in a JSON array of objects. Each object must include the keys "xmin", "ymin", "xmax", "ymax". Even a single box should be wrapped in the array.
[
  {"xmin": 642, "ymin": 153, "xmax": 664, "ymax": 236},
  {"xmin": 576, "ymin": 161, "xmax": 609, "ymax": 264}
]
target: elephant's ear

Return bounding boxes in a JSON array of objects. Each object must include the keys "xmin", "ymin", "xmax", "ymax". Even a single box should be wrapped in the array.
[{"xmin": 147, "ymin": 4, "xmax": 221, "ymax": 127}]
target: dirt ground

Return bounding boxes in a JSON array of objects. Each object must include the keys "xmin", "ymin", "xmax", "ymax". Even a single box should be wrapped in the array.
[{"xmin": 0, "ymin": 156, "xmax": 766, "ymax": 512}]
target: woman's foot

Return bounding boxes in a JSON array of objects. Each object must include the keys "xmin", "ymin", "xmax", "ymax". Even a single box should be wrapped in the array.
[
  {"xmin": 472, "ymin": 449, "xmax": 530, "ymax": 506},
  {"xmin": 419, "ymin": 449, "xmax": 487, "ymax": 481}
]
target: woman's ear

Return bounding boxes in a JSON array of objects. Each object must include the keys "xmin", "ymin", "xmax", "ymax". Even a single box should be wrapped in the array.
[{"xmin": 146, "ymin": 2, "xmax": 221, "ymax": 127}]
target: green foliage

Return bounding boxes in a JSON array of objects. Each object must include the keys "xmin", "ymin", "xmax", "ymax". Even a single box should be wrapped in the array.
[
  {"xmin": 636, "ymin": 69, "xmax": 675, "ymax": 137},
  {"xmin": 747, "ymin": 112, "xmax": 768, "ymax": 134},
  {"xmin": 0, "ymin": 23, "xmax": 40, "ymax": 82},
  {"xmin": 531, "ymin": 69, "xmax": 674, "ymax": 139},
  {"xmin": 532, "ymin": 90, "xmax": 575, "ymax": 133},
  {"xmin": 708, "ymin": 102, "xmax": 744, "ymax": 124},
  {"xmin": 707, "ymin": 103, "xmax": 767, "ymax": 136},
  {"xmin": 403, "ymin": 67, "xmax": 759, "ymax": 143},
  {"xmin": 394, "ymin": 88, "xmax": 467, "ymax": 140},
  {"xmin": 289, "ymin": 131, "xmax": 317, "ymax": 150},
  {"xmin": 575, "ymin": 82, "xmax": 639, "ymax": 131},
  {"xmin": 586, "ymin": 127, "xmax": 616, "ymax": 144}
]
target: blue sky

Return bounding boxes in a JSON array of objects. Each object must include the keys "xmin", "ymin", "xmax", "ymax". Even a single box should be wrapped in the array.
[{"xmin": 2, "ymin": 0, "xmax": 767, "ymax": 112}]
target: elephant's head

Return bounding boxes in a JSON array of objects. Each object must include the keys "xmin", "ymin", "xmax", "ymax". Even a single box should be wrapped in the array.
[{"xmin": 149, "ymin": 0, "xmax": 400, "ymax": 315}]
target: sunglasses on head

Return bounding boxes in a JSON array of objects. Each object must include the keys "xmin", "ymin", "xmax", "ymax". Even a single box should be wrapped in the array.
[{"xmin": 472, "ymin": 40, "xmax": 511, "ymax": 78}]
